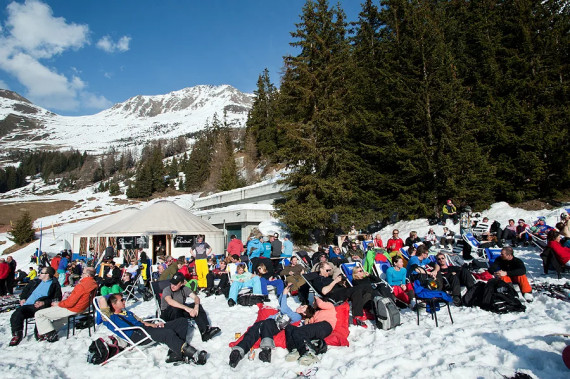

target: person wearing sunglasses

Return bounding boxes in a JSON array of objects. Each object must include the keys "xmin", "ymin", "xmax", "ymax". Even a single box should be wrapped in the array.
[
  {"xmin": 9, "ymin": 267, "xmax": 61, "ymax": 346},
  {"xmin": 308, "ymin": 263, "xmax": 371, "ymax": 327},
  {"xmin": 98, "ymin": 294, "xmax": 207, "ymax": 365},
  {"xmin": 386, "ymin": 230, "xmax": 404, "ymax": 256},
  {"xmin": 435, "ymin": 253, "xmax": 475, "ymax": 306}
]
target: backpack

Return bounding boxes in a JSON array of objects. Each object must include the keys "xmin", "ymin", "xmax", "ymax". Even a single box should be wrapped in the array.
[
  {"xmin": 87, "ymin": 335, "xmax": 122, "ymax": 364},
  {"xmin": 372, "ymin": 295, "xmax": 400, "ymax": 330},
  {"xmin": 237, "ymin": 293, "xmax": 266, "ymax": 306},
  {"xmin": 462, "ymin": 281, "xmax": 486, "ymax": 307},
  {"xmin": 480, "ymin": 278, "xmax": 526, "ymax": 314}
]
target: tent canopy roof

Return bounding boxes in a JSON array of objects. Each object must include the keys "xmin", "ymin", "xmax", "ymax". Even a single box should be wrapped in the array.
[
  {"xmin": 98, "ymin": 200, "xmax": 222, "ymax": 236},
  {"xmin": 76, "ymin": 207, "xmax": 139, "ymax": 237}
]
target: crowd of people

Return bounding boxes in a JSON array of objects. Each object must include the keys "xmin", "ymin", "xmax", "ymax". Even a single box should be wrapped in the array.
[{"xmin": 3, "ymin": 207, "xmax": 569, "ymax": 367}]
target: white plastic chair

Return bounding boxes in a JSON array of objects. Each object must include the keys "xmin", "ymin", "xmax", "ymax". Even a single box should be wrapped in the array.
[{"xmin": 93, "ymin": 296, "xmax": 165, "ymax": 365}]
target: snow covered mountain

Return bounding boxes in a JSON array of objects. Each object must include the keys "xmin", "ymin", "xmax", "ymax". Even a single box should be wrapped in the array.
[{"xmin": 0, "ymin": 85, "xmax": 253, "ymax": 154}]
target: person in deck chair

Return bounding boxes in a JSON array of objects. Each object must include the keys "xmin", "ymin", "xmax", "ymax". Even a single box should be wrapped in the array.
[
  {"xmin": 489, "ymin": 246, "xmax": 533, "ymax": 302},
  {"xmin": 99, "ymin": 294, "xmax": 207, "ymax": 365},
  {"xmin": 547, "ymin": 230, "xmax": 570, "ymax": 267}
]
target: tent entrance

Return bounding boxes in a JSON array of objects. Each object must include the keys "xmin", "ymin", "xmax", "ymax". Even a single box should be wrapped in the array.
[{"xmin": 152, "ymin": 235, "xmax": 169, "ymax": 261}]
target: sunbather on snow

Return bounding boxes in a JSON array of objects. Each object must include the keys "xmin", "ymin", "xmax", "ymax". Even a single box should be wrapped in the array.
[
  {"xmin": 228, "ymin": 284, "xmax": 315, "ymax": 367},
  {"xmin": 160, "ymin": 273, "xmax": 220, "ymax": 342},
  {"xmin": 284, "ymin": 296, "xmax": 336, "ymax": 366},
  {"xmin": 488, "ymin": 246, "xmax": 533, "ymax": 302},
  {"xmin": 98, "ymin": 294, "xmax": 207, "ymax": 365}
]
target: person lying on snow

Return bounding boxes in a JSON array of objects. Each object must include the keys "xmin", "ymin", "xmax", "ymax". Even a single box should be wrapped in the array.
[
  {"xmin": 284, "ymin": 296, "xmax": 337, "ymax": 366},
  {"xmin": 228, "ymin": 284, "xmax": 315, "ymax": 367},
  {"xmin": 160, "ymin": 273, "xmax": 221, "ymax": 342},
  {"xmin": 98, "ymin": 294, "xmax": 207, "ymax": 365}
]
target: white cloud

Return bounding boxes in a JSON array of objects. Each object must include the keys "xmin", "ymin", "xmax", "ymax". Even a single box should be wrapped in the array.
[
  {"xmin": 5, "ymin": 0, "xmax": 89, "ymax": 59},
  {"xmin": 0, "ymin": 1, "xmax": 111, "ymax": 112},
  {"xmin": 96, "ymin": 35, "xmax": 131, "ymax": 53},
  {"xmin": 0, "ymin": 80, "xmax": 9, "ymax": 89}
]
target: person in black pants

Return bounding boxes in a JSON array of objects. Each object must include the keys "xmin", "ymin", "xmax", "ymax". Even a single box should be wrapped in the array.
[
  {"xmin": 205, "ymin": 260, "xmax": 230, "ymax": 296},
  {"xmin": 307, "ymin": 263, "xmax": 371, "ymax": 324},
  {"xmin": 6, "ymin": 256, "xmax": 17, "ymax": 295},
  {"xmin": 9, "ymin": 267, "xmax": 62, "ymax": 346},
  {"xmin": 435, "ymin": 253, "xmax": 475, "ymax": 306},
  {"xmin": 284, "ymin": 297, "xmax": 336, "ymax": 365},
  {"xmin": 101, "ymin": 294, "xmax": 206, "ymax": 364},
  {"xmin": 229, "ymin": 286, "xmax": 315, "ymax": 367},
  {"xmin": 160, "ymin": 273, "xmax": 221, "ymax": 342}
]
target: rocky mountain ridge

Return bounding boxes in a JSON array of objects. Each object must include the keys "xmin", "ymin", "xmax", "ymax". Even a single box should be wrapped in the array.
[{"xmin": 0, "ymin": 85, "xmax": 253, "ymax": 154}]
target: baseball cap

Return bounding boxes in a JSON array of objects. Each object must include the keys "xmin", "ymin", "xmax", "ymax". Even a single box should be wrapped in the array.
[{"xmin": 170, "ymin": 273, "xmax": 185, "ymax": 285}]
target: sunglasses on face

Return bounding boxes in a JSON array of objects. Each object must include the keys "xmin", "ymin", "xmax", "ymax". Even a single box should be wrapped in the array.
[{"xmin": 437, "ymin": 258, "xmax": 446, "ymax": 261}]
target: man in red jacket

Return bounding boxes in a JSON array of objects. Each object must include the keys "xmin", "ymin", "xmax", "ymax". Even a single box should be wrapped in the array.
[{"xmin": 33, "ymin": 267, "xmax": 98, "ymax": 342}]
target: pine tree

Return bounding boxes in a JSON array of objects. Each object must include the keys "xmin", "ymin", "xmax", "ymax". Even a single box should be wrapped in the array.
[
  {"xmin": 275, "ymin": 0, "xmax": 377, "ymax": 243},
  {"xmin": 246, "ymin": 69, "xmax": 280, "ymax": 160},
  {"xmin": 9, "ymin": 211, "xmax": 35, "ymax": 245}
]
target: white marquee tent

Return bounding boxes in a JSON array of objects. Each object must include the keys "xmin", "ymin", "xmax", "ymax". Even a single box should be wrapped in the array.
[{"xmin": 72, "ymin": 201, "xmax": 224, "ymax": 261}]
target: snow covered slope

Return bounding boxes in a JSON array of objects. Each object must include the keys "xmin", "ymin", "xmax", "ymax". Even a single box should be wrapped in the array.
[
  {"xmin": 0, "ymin": 197, "xmax": 568, "ymax": 378},
  {"xmin": 0, "ymin": 85, "xmax": 253, "ymax": 153}
]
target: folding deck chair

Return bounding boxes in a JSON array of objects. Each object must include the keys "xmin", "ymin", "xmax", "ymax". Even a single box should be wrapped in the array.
[
  {"xmin": 150, "ymin": 280, "xmax": 171, "ymax": 318},
  {"xmin": 471, "ymin": 222, "xmax": 490, "ymax": 238},
  {"xmin": 93, "ymin": 296, "xmax": 165, "ymax": 365},
  {"xmin": 339, "ymin": 262, "xmax": 364, "ymax": 286}
]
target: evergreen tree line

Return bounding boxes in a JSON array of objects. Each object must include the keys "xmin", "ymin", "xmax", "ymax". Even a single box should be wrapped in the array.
[
  {"xmin": 0, "ymin": 149, "xmax": 87, "ymax": 193},
  {"xmin": 126, "ymin": 114, "xmax": 244, "ymax": 199},
  {"xmin": 245, "ymin": 0, "xmax": 570, "ymax": 244}
]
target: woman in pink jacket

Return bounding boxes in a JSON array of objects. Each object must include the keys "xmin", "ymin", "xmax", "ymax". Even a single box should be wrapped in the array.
[{"xmin": 284, "ymin": 296, "xmax": 336, "ymax": 365}]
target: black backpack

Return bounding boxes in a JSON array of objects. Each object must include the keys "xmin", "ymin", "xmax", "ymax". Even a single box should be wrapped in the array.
[
  {"xmin": 237, "ymin": 293, "xmax": 266, "ymax": 306},
  {"xmin": 87, "ymin": 336, "xmax": 122, "ymax": 364},
  {"xmin": 480, "ymin": 279, "xmax": 526, "ymax": 314},
  {"xmin": 462, "ymin": 281, "xmax": 486, "ymax": 307}
]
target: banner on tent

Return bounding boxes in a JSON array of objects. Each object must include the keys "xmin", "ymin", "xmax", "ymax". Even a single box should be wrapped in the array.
[
  {"xmin": 173, "ymin": 235, "xmax": 196, "ymax": 248},
  {"xmin": 117, "ymin": 236, "xmax": 149, "ymax": 250}
]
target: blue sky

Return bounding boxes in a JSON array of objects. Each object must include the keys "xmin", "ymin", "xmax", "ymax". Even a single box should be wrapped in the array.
[{"xmin": 0, "ymin": 0, "xmax": 362, "ymax": 116}]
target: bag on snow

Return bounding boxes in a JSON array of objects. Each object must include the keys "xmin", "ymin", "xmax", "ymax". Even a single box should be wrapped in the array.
[
  {"xmin": 372, "ymin": 295, "xmax": 400, "ymax": 330},
  {"xmin": 87, "ymin": 335, "xmax": 122, "ymax": 364},
  {"xmin": 237, "ymin": 293, "xmax": 266, "ymax": 306},
  {"xmin": 480, "ymin": 278, "xmax": 526, "ymax": 314}
]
